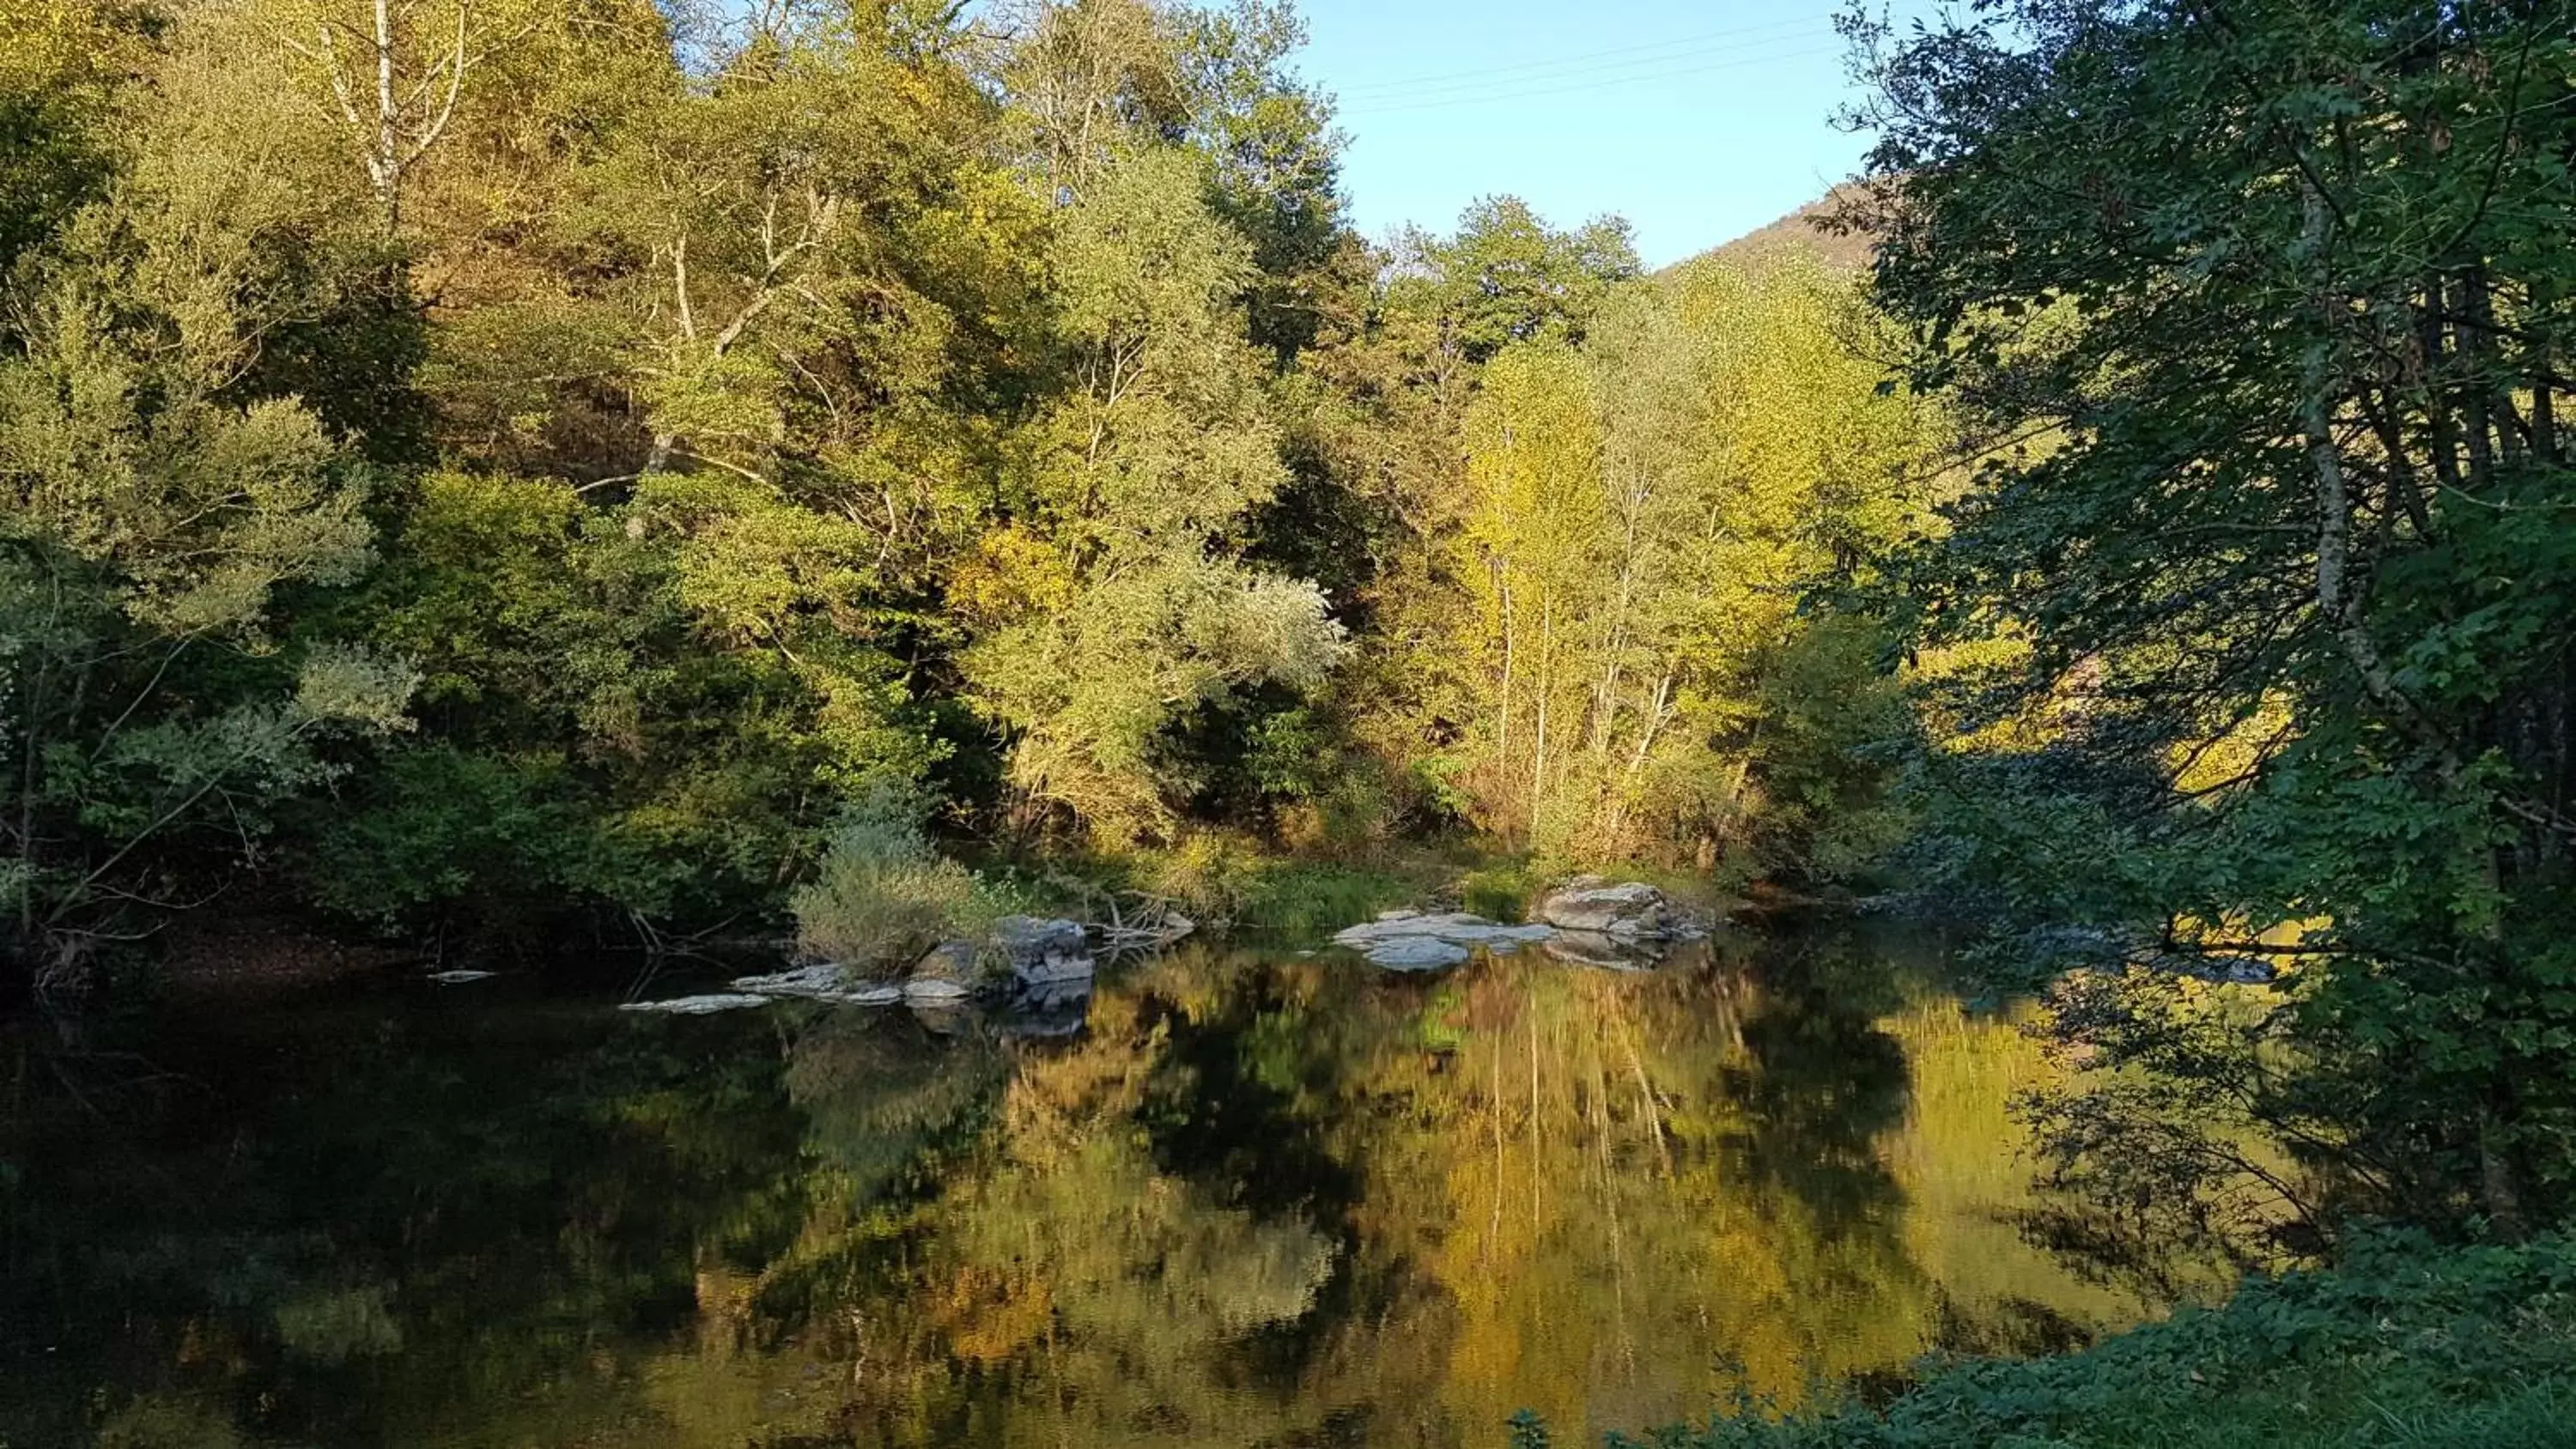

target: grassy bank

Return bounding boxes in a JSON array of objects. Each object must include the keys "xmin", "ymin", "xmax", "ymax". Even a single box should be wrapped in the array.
[{"xmin": 1529, "ymin": 1234, "xmax": 2576, "ymax": 1449}]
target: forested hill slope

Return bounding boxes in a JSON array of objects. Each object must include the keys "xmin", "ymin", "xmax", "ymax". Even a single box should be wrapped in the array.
[{"xmin": 1690, "ymin": 186, "xmax": 1876, "ymax": 272}]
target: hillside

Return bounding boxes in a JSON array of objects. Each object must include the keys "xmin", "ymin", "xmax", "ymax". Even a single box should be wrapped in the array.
[{"xmin": 1694, "ymin": 185, "xmax": 1878, "ymax": 271}]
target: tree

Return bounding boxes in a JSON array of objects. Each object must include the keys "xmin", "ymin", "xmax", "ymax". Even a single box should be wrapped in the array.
[
  {"xmin": 962, "ymin": 146, "xmax": 1342, "ymax": 841},
  {"xmin": 1845, "ymin": 0, "xmax": 2576, "ymax": 1229},
  {"xmin": 0, "ymin": 97, "xmax": 413, "ymax": 984}
]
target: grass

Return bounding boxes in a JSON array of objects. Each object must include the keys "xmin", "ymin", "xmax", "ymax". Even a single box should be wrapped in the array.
[{"xmin": 1522, "ymin": 1233, "xmax": 2576, "ymax": 1449}]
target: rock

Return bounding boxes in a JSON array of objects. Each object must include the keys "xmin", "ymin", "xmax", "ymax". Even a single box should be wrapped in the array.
[
  {"xmin": 1534, "ymin": 878, "xmax": 1706, "ymax": 941},
  {"xmin": 732, "ymin": 963, "xmax": 856, "ymax": 998},
  {"xmin": 909, "ymin": 938, "xmax": 1007, "ymax": 997},
  {"xmin": 1375, "ymin": 908, "xmax": 1423, "ymax": 922},
  {"xmin": 724, "ymin": 961, "xmax": 913, "ymax": 1007},
  {"xmin": 990, "ymin": 915, "xmax": 1095, "ymax": 987},
  {"xmin": 1363, "ymin": 937, "xmax": 1472, "ymax": 970},
  {"xmin": 1541, "ymin": 931, "xmax": 1662, "ymax": 971},
  {"xmin": 998, "ymin": 982, "xmax": 1091, "ymax": 1038},
  {"xmin": 1332, "ymin": 910, "xmax": 1555, "ymax": 969},
  {"xmin": 902, "ymin": 976, "xmax": 975, "ymax": 1003},
  {"xmin": 1332, "ymin": 912, "xmax": 1555, "ymax": 951},
  {"xmin": 426, "ymin": 969, "xmax": 495, "ymax": 984},
  {"xmin": 621, "ymin": 993, "xmax": 772, "ymax": 1015}
]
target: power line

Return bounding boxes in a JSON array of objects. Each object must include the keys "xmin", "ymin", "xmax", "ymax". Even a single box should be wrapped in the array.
[
  {"xmin": 1335, "ymin": 30, "xmax": 1838, "ymax": 106},
  {"xmin": 1342, "ymin": 41, "xmax": 1844, "ymax": 116},
  {"xmin": 1330, "ymin": 16, "xmax": 1824, "ymax": 99}
]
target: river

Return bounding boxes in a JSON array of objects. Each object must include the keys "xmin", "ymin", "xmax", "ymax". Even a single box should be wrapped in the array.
[{"xmin": 0, "ymin": 921, "xmax": 2178, "ymax": 1447}]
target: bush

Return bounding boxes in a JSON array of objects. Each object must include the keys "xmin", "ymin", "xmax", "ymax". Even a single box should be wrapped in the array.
[
  {"xmin": 1130, "ymin": 832, "xmax": 1412, "ymax": 936},
  {"xmin": 1550, "ymin": 1234, "xmax": 2576, "ymax": 1449},
  {"xmin": 791, "ymin": 788, "xmax": 999, "ymax": 973}
]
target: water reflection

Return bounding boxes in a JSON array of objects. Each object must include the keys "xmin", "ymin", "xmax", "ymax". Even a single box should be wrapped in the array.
[{"xmin": 0, "ymin": 927, "xmax": 2166, "ymax": 1447}]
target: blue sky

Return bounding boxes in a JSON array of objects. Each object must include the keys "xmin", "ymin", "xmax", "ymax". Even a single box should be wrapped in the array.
[{"xmin": 1293, "ymin": 0, "xmax": 1907, "ymax": 267}]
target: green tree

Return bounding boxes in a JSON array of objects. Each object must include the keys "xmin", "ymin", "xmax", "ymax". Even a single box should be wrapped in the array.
[
  {"xmin": 0, "ymin": 78, "xmax": 413, "ymax": 982},
  {"xmin": 1846, "ymin": 0, "xmax": 2576, "ymax": 1230},
  {"xmin": 963, "ymin": 147, "xmax": 1342, "ymax": 841}
]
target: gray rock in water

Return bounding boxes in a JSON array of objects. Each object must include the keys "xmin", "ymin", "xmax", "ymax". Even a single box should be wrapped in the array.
[
  {"xmin": 1534, "ymin": 877, "xmax": 1707, "ymax": 941},
  {"xmin": 902, "ymin": 975, "xmax": 975, "ymax": 1003},
  {"xmin": 621, "ymin": 993, "xmax": 773, "ymax": 1015},
  {"xmin": 1331, "ymin": 911, "xmax": 1555, "ymax": 970},
  {"xmin": 908, "ymin": 939, "xmax": 1004, "ymax": 998},
  {"xmin": 427, "ymin": 969, "xmax": 495, "ymax": 984},
  {"xmin": 991, "ymin": 915, "xmax": 1095, "ymax": 986},
  {"xmin": 1364, "ymin": 937, "xmax": 1473, "ymax": 970},
  {"xmin": 1541, "ymin": 931, "xmax": 1662, "ymax": 971},
  {"xmin": 1332, "ymin": 912, "xmax": 1555, "ymax": 950},
  {"xmin": 732, "ymin": 963, "xmax": 856, "ymax": 998},
  {"xmin": 1375, "ymin": 908, "xmax": 1423, "ymax": 922}
]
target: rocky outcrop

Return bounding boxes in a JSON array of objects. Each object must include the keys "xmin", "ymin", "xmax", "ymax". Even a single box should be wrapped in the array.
[{"xmin": 1534, "ymin": 878, "xmax": 1709, "ymax": 941}]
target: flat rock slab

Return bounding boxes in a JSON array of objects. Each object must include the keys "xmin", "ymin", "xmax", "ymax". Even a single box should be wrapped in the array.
[
  {"xmin": 732, "ymin": 964, "xmax": 857, "ymax": 998},
  {"xmin": 1363, "ymin": 937, "xmax": 1473, "ymax": 970},
  {"xmin": 621, "ymin": 993, "xmax": 773, "ymax": 1016},
  {"xmin": 1331, "ymin": 912, "xmax": 1556, "ymax": 969}
]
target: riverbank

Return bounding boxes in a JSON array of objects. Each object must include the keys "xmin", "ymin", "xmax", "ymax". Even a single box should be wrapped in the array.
[{"xmin": 1554, "ymin": 1233, "xmax": 2576, "ymax": 1449}]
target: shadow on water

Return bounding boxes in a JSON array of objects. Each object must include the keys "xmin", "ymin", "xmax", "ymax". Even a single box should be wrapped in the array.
[{"xmin": 0, "ymin": 922, "xmax": 2193, "ymax": 1448}]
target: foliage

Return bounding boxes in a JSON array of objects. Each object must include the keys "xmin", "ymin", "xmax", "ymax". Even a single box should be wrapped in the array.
[
  {"xmin": 0, "ymin": 54, "xmax": 414, "ymax": 983},
  {"xmin": 791, "ymin": 785, "xmax": 1004, "ymax": 972},
  {"xmin": 1844, "ymin": 0, "xmax": 2576, "ymax": 1232},
  {"xmin": 1406, "ymin": 252, "xmax": 1935, "ymax": 869},
  {"xmin": 1573, "ymin": 1233, "xmax": 2576, "ymax": 1449}
]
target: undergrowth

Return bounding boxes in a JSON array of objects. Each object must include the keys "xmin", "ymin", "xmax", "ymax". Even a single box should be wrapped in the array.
[{"xmin": 1520, "ymin": 1233, "xmax": 2576, "ymax": 1449}]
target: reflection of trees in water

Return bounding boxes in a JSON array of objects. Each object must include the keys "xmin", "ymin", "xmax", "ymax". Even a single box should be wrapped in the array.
[
  {"xmin": 0, "ymin": 1000, "xmax": 822, "ymax": 1447},
  {"xmin": 2, "ymin": 931, "xmax": 2170, "ymax": 1448}
]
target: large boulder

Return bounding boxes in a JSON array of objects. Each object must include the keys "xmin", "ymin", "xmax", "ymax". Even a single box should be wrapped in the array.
[
  {"xmin": 1534, "ymin": 878, "xmax": 1707, "ymax": 941},
  {"xmin": 991, "ymin": 915, "xmax": 1096, "ymax": 986}
]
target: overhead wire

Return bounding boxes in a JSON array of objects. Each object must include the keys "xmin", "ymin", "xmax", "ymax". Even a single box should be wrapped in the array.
[
  {"xmin": 1327, "ymin": 15, "xmax": 1826, "ymax": 99},
  {"xmin": 1339, "ymin": 36, "xmax": 1845, "ymax": 115}
]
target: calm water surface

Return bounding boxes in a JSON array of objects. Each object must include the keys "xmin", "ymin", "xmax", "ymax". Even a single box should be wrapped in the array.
[{"xmin": 0, "ymin": 925, "xmax": 2171, "ymax": 1447}]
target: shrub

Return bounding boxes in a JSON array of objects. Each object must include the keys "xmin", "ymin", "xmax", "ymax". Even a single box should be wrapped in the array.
[
  {"xmin": 1546, "ymin": 1234, "xmax": 2576, "ymax": 1449},
  {"xmin": 791, "ymin": 787, "xmax": 996, "ymax": 973}
]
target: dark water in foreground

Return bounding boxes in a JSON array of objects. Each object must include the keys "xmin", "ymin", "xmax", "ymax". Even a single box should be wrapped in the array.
[{"xmin": 0, "ymin": 927, "xmax": 2172, "ymax": 1448}]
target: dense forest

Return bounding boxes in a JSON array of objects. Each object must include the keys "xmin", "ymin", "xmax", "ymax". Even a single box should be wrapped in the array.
[
  {"xmin": 0, "ymin": 0, "xmax": 1932, "ymax": 969},
  {"xmin": 5, "ymin": 0, "xmax": 2576, "ymax": 1440}
]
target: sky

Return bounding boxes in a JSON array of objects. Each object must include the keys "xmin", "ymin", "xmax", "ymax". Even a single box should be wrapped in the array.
[{"xmin": 1292, "ymin": 0, "xmax": 1908, "ymax": 267}]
